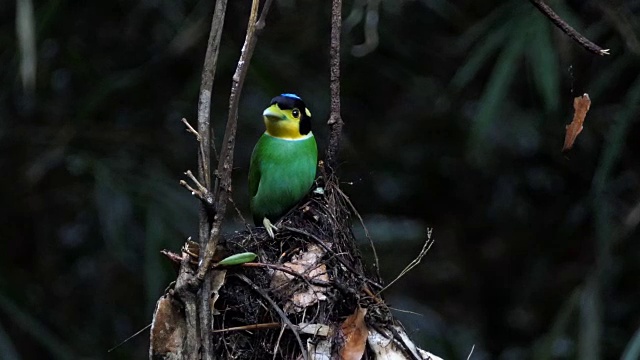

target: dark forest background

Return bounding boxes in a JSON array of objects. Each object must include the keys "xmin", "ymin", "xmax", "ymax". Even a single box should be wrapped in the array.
[{"xmin": 2, "ymin": 0, "xmax": 640, "ymax": 359}]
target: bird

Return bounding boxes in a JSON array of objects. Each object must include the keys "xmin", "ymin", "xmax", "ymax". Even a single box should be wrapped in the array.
[{"xmin": 249, "ymin": 93, "xmax": 318, "ymax": 238}]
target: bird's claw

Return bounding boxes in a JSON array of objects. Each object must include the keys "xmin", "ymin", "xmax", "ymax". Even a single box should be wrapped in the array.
[{"xmin": 263, "ymin": 217, "xmax": 278, "ymax": 238}]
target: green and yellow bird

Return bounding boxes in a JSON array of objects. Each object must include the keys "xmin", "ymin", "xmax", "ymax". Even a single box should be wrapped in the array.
[{"xmin": 249, "ymin": 93, "xmax": 318, "ymax": 238}]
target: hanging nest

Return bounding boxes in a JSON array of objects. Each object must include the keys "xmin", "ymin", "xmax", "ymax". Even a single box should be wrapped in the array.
[{"xmin": 151, "ymin": 165, "xmax": 442, "ymax": 360}]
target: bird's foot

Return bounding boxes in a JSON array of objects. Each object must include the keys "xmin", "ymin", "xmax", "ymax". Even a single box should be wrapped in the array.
[{"xmin": 263, "ymin": 217, "xmax": 278, "ymax": 238}]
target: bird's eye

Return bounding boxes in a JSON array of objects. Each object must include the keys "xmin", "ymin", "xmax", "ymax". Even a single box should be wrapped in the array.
[{"xmin": 292, "ymin": 109, "xmax": 300, "ymax": 118}]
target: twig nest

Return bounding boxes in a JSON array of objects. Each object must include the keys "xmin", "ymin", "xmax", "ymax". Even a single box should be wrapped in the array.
[
  {"xmin": 152, "ymin": 172, "xmax": 442, "ymax": 359},
  {"xmin": 209, "ymin": 173, "xmax": 385, "ymax": 359}
]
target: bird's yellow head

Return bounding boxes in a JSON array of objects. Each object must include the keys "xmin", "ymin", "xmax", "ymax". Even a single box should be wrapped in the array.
[{"xmin": 263, "ymin": 93, "xmax": 312, "ymax": 140}]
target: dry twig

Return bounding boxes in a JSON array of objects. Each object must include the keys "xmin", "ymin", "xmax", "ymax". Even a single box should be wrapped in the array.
[
  {"xmin": 180, "ymin": 170, "xmax": 214, "ymax": 206},
  {"xmin": 236, "ymin": 274, "xmax": 309, "ymax": 360},
  {"xmin": 166, "ymin": 2, "xmax": 229, "ymax": 355},
  {"xmin": 256, "ymin": 0, "xmax": 274, "ymax": 30},
  {"xmin": 325, "ymin": 0, "xmax": 344, "ymax": 171},
  {"xmin": 335, "ymin": 185, "xmax": 380, "ymax": 279},
  {"xmin": 181, "ymin": 117, "xmax": 202, "ymax": 142},
  {"xmin": 284, "ymin": 226, "xmax": 382, "ymax": 290},
  {"xmin": 529, "ymin": 0, "xmax": 610, "ymax": 56},
  {"xmin": 107, "ymin": 324, "xmax": 151, "ymax": 353},
  {"xmin": 467, "ymin": 344, "xmax": 476, "ymax": 360},
  {"xmin": 197, "ymin": 0, "xmax": 267, "ymax": 282},
  {"xmin": 240, "ymin": 262, "xmax": 332, "ymax": 287},
  {"xmin": 211, "ymin": 322, "xmax": 281, "ymax": 333},
  {"xmin": 377, "ymin": 228, "xmax": 435, "ymax": 295},
  {"xmin": 188, "ymin": 1, "xmax": 229, "ymax": 357}
]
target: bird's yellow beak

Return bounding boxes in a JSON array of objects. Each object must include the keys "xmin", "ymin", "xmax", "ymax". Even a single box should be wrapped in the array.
[{"xmin": 263, "ymin": 104, "xmax": 286, "ymax": 121}]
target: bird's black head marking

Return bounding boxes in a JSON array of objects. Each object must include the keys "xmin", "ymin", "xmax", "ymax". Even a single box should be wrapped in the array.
[{"xmin": 270, "ymin": 93, "xmax": 312, "ymax": 135}]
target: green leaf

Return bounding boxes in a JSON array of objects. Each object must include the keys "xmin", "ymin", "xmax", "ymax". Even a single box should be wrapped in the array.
[
  {"xmin": 621, "ymin": 324, "xmax": 640, "ymax": 360},
  {"xmin": 468, "ymin": 24, "xmax": 527, "ymax": 160},
  {"xmin": 451, "ymin": 22, "xmax": 512, "ymax": 90},
  {"xmin": 93, "ymin": 162, "xmax": 135, "ymax": 264},
  {"xmin": 218, "ymin": 252, "xmax": 258, "ymax": 266},
  {"xmin": 452, "ymin": 2, "xmax": 515, "ymax": 52},
  {"xmin": 592, "ymin": 73, "xmax": 640, "ymax": 248},
  {"xmin": 451, "ymin": 2, "xmax": 529, "ymax": 92},
  {"xmin": 592, "ymin": 72, "xmax": 640, "ymax": 194},
  {"xmin": 0, "ymin": 321, "xmax": 19, "ymax": 360},
  {"xmin": 527, "ymin": 16, "xmax": 559, "ymax": 112},
  {"xmin": 532, "ymin": 288, "xmax": 580, "ymax": 360},
  {"xmin": 589, "ymin": 55, "xmax": 633, "ymax": 99},
  {"xmin": 578, "ymin": 277, "xmax": 600, "ymax": 360},
  {"xmin": 417, "ymin": 0, "xmax": 463, "ymax": 23},
  {"xmin": 0, "ymin": 293, "xmax": 75, "ymax": 359}
]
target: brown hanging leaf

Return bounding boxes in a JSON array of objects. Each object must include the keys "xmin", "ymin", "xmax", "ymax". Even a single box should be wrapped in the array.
[
  {"xmin": 339, "ymin": 307, "xmax": 368, "ymax": 360},
  {"xmin": 562, "ymin": 93, "xmax": 591, "ymax": 152}
]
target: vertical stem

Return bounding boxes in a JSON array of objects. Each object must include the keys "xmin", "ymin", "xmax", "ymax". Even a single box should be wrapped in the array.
[
  {"xmin": 197, "ymin": 0, "xmax": 264, "ymax": 283},
  {"xmin": 326, "ymin": 0, "xmax": 344, "ymax": 172},
  {"xmin": 197, "ymin": 0, "xmax": 228, "ymax": 246},
  {"xmin": 196, "ymin": 1, "xmax": 228, "ymax": 358},
  {"xmin": 176, "ymin": 258, "xmax": 200, "ymax": 360},
  {"xmin": 198, "ymin": 0, "xmax": 228, "ymax": 192},
  {"xmin": 196, "ymin": 3, "xmax": 265, "ymax": 354}
]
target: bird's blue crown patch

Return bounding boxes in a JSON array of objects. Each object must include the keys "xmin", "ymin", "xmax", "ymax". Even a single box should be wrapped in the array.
[{"xmin": 281, "ymin": 93, "xmax": 301, "ymax": 100}]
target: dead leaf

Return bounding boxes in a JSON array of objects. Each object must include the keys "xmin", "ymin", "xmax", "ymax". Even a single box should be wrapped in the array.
[
  {"xmin": 298, "ymin": 322, "xmax": 332, "ymax": 337},
  {"xmin": 209, "ymin": 270, "xmax": 227, "ymax": 315},
  {"xmin": 368, "ymin": 325, "xmax": 445, "ymax": 360},
  {"xmin": 181, "ymin": 239, "xmax": 200, "ymax": 263},
  {"xmin": 270, "ymin": 244, "xmax": 329, "ymax": 312},
  {"xmin": 339, "ymin": 307, "xmax": 368, "ymax": 360},
  {"xmin": 150, "ymin": 294, "xmax": 186, "ymax": 357},
  {"xmin": 562, "ymin": 93, "xmax": 591, "ymax": 152},
  {"xmin": 307, "ymin": 337, "xmax": 332, "ymax": 360}
]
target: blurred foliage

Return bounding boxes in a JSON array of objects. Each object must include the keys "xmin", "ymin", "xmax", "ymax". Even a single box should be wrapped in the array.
[{"xmin": 1, "ymin": 0, "xmax": 640, "ymax": 359}]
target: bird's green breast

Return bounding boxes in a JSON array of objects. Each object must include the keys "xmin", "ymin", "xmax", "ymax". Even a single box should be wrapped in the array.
[{"xmin": 249, "ymin": 133, "xmax": 318, "ymax": 225}]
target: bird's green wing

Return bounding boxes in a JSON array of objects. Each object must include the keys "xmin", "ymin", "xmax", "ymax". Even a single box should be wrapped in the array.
[{"xmin": 248, "ymin": 137, "xmax": 262, "ymax": 198}]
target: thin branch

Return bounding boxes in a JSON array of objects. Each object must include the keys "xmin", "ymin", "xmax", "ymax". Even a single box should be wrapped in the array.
[
  {"xmin": 272, "ymin": 326, "xmax": 286, "ymax": 360},
  {"xmin": 240, "ymin": 262, "xmax": 332, "ymax": 287},
  {"xmin": 180, "ymin": 118, "xmax": 207, "ymax": 168},
  {"xmin": 334, "ymin": 184, "xmax": 380, "ymax": 279},
  {"xmin": 466, "ymin": 344, "xmax": 476, "ymax": 360},
  {"xmin": 180, "ymin": 170, "xmax": 214, "ymax": 207},
  {"xmin": 325, "ymin": 0, "xmax": 344, "ymax": 171},
  {"xmin": 181, "ymin": 118, "xmax": 202, "ymax": 142},
  {"xmin": 529, "ymin": 0, "xmax": 610, "ymax": 56},
  {"xmin": 284, "ymin": 226, "xmax": 383, "ymax": 290},
  {"xmin": 377, "ymin": 228, "xmax": 434, "ymax": 295},
  {"xmin": 197, "ymin": 0, "xmax": 269, "ymax": 281},
  {"xmin": 228, "ymin": 195, "xmax": 250, "ymax": 226},
  {"xmin": 197, "ymin": 0, "xmax": 228, "ymax": 192},
  {"xmin": 107, "ymin": 323, "xmax": 151, "ymax": 352},
  {"xmin": 211, "ymin": 322, "xmax": 281, "ymax": 333},
  {"xmin": 236, "ymin": 274, "xmax": 309, "ymax": 360},
  {"xmin": 256, "ymin": 0, "xmax": 274, "ymax": 30},
  {"xmin": 192, "ymin": 1, "xmax": 228, "ymax": 359},
  {"xmin": 179, "ymin": 120, "xmax": 214, "ymax": 209}
]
